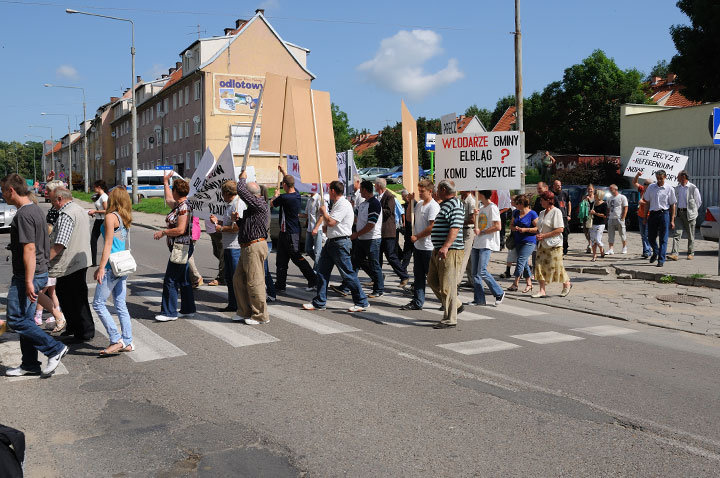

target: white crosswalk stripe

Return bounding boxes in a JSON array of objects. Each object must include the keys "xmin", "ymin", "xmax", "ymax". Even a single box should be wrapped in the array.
[
  {"xmin": 270, "ymin": 305, "xmax": 361, "ymax": 334},
  {"xmin": 571, "ymin": 325, "xmax": 638, "ymax": 337},
  {"xmin": 437, "ymin": 339, "xmax": 521, "ymax": 355},
  {"xmin": 457, "ymin": 294, "xmax": 547, "ymax": 316},
  {"xmin": 0, "ymin": 334, "xmax": 69, "ymax": 381},
  {"xmin": 510, "ymin": 331, "xmax": 585, "ymax": 344},
  {"xmin": 378, "ymin": 294, "xmax": 496, "ymax": 321}
]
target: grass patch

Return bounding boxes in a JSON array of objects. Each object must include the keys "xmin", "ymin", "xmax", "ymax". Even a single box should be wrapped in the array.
[
  {"xmin": 659, "ymin": 274, "xmax": 675, "ymax": 284},
  {"xmin": 71, "ymin": 191, "xmax": 94, "ymax": 203},
  {"xmin": 132, "ymin": 197, "xmax": 171, "ymax": 215},
  {"xmin": 689, "ymin": 273, "xmax": 707, "ymax": 279}
]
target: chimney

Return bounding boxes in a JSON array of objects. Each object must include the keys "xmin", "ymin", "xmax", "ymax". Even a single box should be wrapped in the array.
[
  {"xmin": 224, "ymin": 28, "xmax": 234, "ymax": 35},
  {"xmin": 666, "ymin": 73, "xmax": 677, "ymax": 84},
  {"xmin": 110, "ymin": 96, "xmax": 119, "ymax": 103},
  {"xmin": 161, "ymin": 74, "xmax": 168, "ymax": 79},
  {"xmin": 255, "ymin": 8, "xmax": 265, "ymax": 15},
  {"xmin": 176, "ymin": 61, "xmax": 182, "ymax": 70},
  {"xmin": 168, "ymin": 67, "xmax": 175, "ymax": 75},
  {"xmin": 235, "ymin": 18, "xmax": 246, "ymax": 28},
  {"xmin": 136, "ymin": 75, "xmax": 142, "ymax": 84},
  {"xmin": 651, "ymin": 76, "xmax": 661, "ymax": 85}
]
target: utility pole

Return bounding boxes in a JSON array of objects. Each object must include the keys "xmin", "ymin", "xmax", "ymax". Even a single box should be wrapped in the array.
[{"xmin": 514, "ymin": 0, "xmax": 525, "ymax": 191}]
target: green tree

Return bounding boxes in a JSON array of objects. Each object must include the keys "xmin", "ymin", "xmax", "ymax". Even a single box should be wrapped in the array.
[
  {"xmin": 669, "ymin": 0, "xmax": 720, "ymax": 101},
  {"xmin": 373, "ymin": 123, "xmax": 402, "ymax": 168},
  {"xmin": 647, "ymin": 59, "xmax": 670, "ymax": 81},
  {"xmin": 464, "ymin": 105, "xmax": 492, "ymax": 130},
  {"xmin": 331, "ymin": 103, "xmax": 355, "ymax": 152}
]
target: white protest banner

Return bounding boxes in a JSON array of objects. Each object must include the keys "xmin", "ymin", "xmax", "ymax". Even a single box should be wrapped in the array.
[
  {"xmin": 189, "ymin": 148, "xmax": 216, "ymax": 196},
  {"xmin": 286, "ymin": 152, "xmax": 357, "ymax": 194},
  {"xmin": 435, "ymin": 131, "xmax": 522, "ymax": 190},
  {"xmin": 187, "ymin": 144, "xmax": 237, "ymax": 220},
  {"xmin": 623, "ymin": 147, "xmax": 688, "ymax": 186},
  {"xmin": 441, "ymin": 113, "xmax": 457, "ymax": 135}
]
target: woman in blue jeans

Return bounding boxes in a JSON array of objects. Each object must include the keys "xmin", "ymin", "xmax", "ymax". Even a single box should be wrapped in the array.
[
  {"xmin": 154, "ymin": 174, "xmax": 196, "ymax": 322},
  {"xmin": 470, "ymin": 190, "xmax": 505, "ymax": 306},
  {"xmin": 508, "ymin": 194, "xmax": 538, "ymax": 293},
  {"xmin": 93, "ymin": 187, "xmax": 134, "ymax": 355}
]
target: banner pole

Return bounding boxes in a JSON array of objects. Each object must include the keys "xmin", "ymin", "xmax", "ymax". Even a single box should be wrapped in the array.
[
  {"xmin": 241, "ymin": 82, "xmax": 264, "ymax": 172},
  {"xmin": 309, "ymin": 90, "xmax": 325, "ymax": 207},
  {"xmin": 475, "ymin": 192, "xmax": 480, "ymax": 229},
  {"xmin": 277, "ymin": 78, "xmax": 290, "ymax": 189}
]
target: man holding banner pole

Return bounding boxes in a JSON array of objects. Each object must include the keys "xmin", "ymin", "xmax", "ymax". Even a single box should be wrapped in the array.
[{"xmin": 643, "ymin": 170, "xmax": 676, "ymax": 268}]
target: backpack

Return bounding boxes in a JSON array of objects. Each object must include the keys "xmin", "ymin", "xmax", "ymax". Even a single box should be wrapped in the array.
[{"xmin": 0, "ymin": 424, "xmax": 25, "ymax": 478}]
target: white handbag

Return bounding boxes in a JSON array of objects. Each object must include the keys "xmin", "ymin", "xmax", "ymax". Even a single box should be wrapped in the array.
[{"xmin": 109, "ymin": 249, "xmax": 137, "ymax": 277}]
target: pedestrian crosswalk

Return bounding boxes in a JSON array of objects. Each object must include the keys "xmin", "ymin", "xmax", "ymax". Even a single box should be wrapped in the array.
[{"xmin": 1, "ymin": 276, "xmax": 643, "ymax": 381}]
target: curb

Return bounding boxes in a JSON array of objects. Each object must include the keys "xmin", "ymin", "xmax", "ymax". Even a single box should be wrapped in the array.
[{"xmin": 612, "ymin": 265, "xmax": 720, "ymax": 290}]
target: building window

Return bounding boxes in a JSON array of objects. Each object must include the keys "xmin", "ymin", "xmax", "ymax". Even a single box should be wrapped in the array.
[
  {"xmin": 150, "ymin": 108, "xmax": 154, "ymax": 121},
  {"xmin": 164, "ymin": 128, "xmax": 169, "ymax": 144},
  {"xmin": 194, "ymin": 119, "xmax": 201, "ymax": 135},
  {"xmin": 178, "ymin": 89, "xmax": 183, "ymax": 106},
  {"xmin": 185, "ymin": 86, "xmax": 189, "ymax": 105},
  {"xmin": 185, "ymin": 153, "xmax": 191, "ymax": 170},
  {"xmin": 194, "ymin": 150, "xmax": 200, "ymax": 168},
  {"xmin": 156, "ymin": 103, "xmax": 161, "ymax": 116},
  {"xmin": 184, "ymin": 120, "xmax": 190, "ymax": 138},
  {"xmin": 173, "ymin": 93, "xmax": 177, "ymax": 110},
  {"xmin": 173, "ymin": 125, "xmax": 177, "ymax": 142},
  {"xmin": 163, "ymin": 98, "xmax": 169, "ymax": 113},
  {"xmin": 230, "ymin": 125, "xmax": 261, "ymax": 154},
  {"xmin": 194, "ymin": 81, "xmax": 200, "ymax": 100}
]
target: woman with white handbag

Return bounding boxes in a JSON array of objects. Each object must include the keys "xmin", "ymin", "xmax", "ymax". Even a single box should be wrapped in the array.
[
  {"xmin": 153, "ymin": 174, "xmax": 196, "ymax": 322},
  {"xmin": 92, "ymin": 187, "xmax": 135, "ymax": 355},
  {"xmin": 527, "ymin": 190, "xmax": 572, "ymax": 298}
]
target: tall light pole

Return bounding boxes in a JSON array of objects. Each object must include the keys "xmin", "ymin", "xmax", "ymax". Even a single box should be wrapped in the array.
[
  {"xmin": 514, "ymin": 0, "xmax": 525, "ymax": 191},
  {"xmin": 41, "ymin": 112, "xmax": 74, "ymax": 190},
  {"xmin": 29, "ymin": 125, "xmax": 54, "ymax": 179},
  {"xmin": 24, "ymin": 134, "xmax": 43, "ymax": 183},
  {"xmin": 67, "ymin": 8, "xmax": 138, "ymax": 203},
  {"xmin": 44, "ymin": 83, "xmax": 88, "ymax": 192}
]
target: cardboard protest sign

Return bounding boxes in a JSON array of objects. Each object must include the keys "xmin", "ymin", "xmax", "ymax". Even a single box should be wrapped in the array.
[
  {"xmin": 401, "ymin": 100, "xmax": 418, "ymax": 194},
  {"xmin": 291, "ymin": 88, "xmax": 338, "ymax": 185},
  {"xmin": 623, "ymin": 147, "xmax": 688, "ymax": 186},
  {"xmin": 258, "ymin": 73, "xmax": 310, "ymax": 156},
  {"xmin": 435, "ymin": 131, "xmax": 522, "ymax": 190},
  {"xmin": 187, "ymin": 144, "xmax": 239, "ymax": 220}
]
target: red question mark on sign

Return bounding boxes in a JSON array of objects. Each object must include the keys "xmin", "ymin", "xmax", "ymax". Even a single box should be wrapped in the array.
[{"xmin": 501, "ymin": 148, "xmax": 510, "ymax": 164}]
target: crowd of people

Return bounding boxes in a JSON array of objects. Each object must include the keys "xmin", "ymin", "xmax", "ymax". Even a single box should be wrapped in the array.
[{"xmin": 0, "ymin": 165, "xmax": 704, "ymax": 375}]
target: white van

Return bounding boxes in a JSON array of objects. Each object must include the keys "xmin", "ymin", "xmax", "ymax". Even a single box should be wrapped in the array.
[{"xmin": 121, "ymin": 169, "xmax": 182, "ymax": 198}]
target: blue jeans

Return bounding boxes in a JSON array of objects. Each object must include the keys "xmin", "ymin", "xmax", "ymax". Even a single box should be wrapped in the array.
[
  {"xmin": 265, "ymin": 239, "xmax": 276, "ymax": 299},
  {"xmin": 639, "ymin": 219, "xmax": 652, "ymax": 256},
  {"xmin": 304, "ymin": 231, "xmax": 324, "ymax": 272},
  {"xmin": 7, "ymin": 273, "xmax": 64, "ymax": 371},
  {"xmin": 470, "ymin": 248, "xmax": 504, "ymax": 304},
  {"xmin": 313, "ymin": 237, "xmax": 368, "ymax": 308},
  {"xmin": 161, "ymin": 243, "xmax": 196, "ymax": 317},
  {"xmin": 355, "ymin": 238, "xmax": 383, "ymax": 293},
  {"xmin": 514, "ymin": 242, "xmax": 536, "ymax": 279},
  {"xmin": 412, "ymin": 249, "xmax": 432, "ymax": 307},
  {"xmin": 648, "ymin": 210, "xmax": 670, "ymax": 263},
  {"xmin": 223, "ymin": 248, "xmax": 241, "ymax": 309},
  {"xmin": 93, "ymin": 269, "xmax": 132, "ymax": 346}
]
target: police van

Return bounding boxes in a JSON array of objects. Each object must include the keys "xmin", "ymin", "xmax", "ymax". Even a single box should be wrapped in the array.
[{"xmin": 121, "ymin": 167, "xmax": 182, "ymax": 198}]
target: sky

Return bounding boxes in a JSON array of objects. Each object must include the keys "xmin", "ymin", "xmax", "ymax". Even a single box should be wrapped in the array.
[{"xmin": 0, "ymin": 0, "xmax": 689, "ymax": 143}]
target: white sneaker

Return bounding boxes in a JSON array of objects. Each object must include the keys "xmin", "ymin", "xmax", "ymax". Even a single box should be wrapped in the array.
[
  {"xmin": 231, "ymin": 315, "xmax": 247, "ymax": 322},
  {"xmin": 495, "ymin": 293, "xmax": 505, "ymax": 306},
  {"xmin": 304, "ymin": 286, "xmax": 316, "ymax": 292},
  {"xmin": 347, "ymin": 305, "xmax": 367, "ymax": 312},
  {"xmin": 178, "ymin": 313, "xmax": 195, "ymax": 318},
  {"xmin": 243, "ymin": 318, "xmax": 261, "ymax": 325},
  {"xmin": 302, "ymin": 303, "xmax": 325, "ymax": 310},
  {"xmin": 5, "ymin": 365, "xmax": 41, "ymax": 377},
  {"xmin": 622, "ymin": 247, "xmax": 628, "ymax": 254},
  {"xmin": 606, "ymin": 249, "xmax": 615, "ymax": 255},
  {"xmin": 155, "ymin": 315, "xmax": 178, "ymax": 322},
  {"xmin": 42, "ymin": 345, "xmax": 69, "ymax": 376}
]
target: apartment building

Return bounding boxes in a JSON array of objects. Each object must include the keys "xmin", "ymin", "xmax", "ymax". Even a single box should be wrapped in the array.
[
  {"xmin": 111, "ymin": 9, "xmax": 313, "ymax": 184},
  {"xmin": 86, "ymin": 98, "xmax": 118, "ymax": 186}
]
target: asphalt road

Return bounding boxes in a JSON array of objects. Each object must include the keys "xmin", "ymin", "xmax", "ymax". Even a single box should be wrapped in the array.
[{"xmin": 1, "ymin": 204, "xmax": 720, "ymax": 477}]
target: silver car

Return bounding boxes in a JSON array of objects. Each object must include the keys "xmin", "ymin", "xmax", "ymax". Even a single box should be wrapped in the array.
[{"xmin": 0, "ymin": 191, "xmax": 17, "ymax": 231}]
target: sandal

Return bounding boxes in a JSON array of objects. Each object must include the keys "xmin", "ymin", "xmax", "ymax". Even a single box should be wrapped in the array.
[
  {"xmin": 121, "ymin": 342, "xmax": 135, "ymax": 353},
  {"xmin": 507, "ymin": 285, "xmax": 519, "ymax": 292},
  {"xmin": 51, "ymin": 315, "xmax": 66, "ymax": 334},
  {"xmin": 99, "ymin": 341, "xmax": 125, "ymax": 356},
  {"xmin": 560, "ymin": 284, "xmax": 573, "ymax": 297},
  {"xmin": 531, "ymin": 292, "xmax": 547, "ymax": 299},
  {"xmin": 208, "ymin": 279, "xmax": 220, "ymax": 286},
  {"xmin": 522, "ymin": 285, "xmax": 533, "ymax": 293}
]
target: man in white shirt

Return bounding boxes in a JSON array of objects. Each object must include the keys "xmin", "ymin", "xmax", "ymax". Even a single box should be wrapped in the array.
[
  {"xmin": 400, "ymin": 179, "xmax": 440, "ymax": 310},
  {"xmin": 606, "ymin": 185, "xmax": 628, "ymax": 255},
  {"xmin": 670, "ymin": 170, "xmax": 702, "ymax": 260},
  {"xmin": 303, "ymin": 181, "xmax": 369, "ymax": 312},
  {"xmin": 643, "ymin": 170, "xmax": 676, "ymax": 267},
  {"xmin": 301, "ymin": 191, "xmax": 326, "ymax": 271}
]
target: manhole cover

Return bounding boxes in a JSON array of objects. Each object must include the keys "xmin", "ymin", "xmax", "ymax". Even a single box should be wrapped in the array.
[{"xmin": 656, "ymin": 294, "xmax": 706, "ymax": 304}]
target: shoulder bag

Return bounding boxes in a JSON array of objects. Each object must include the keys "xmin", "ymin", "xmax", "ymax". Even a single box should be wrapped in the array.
[{"xmin": 108, "ymin": 214, "xmax": 137, "ymax": 276}]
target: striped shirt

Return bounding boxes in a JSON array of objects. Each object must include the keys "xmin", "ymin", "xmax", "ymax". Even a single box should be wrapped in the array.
[
  {"xmin": 235, "ymin": 178, "xmax": 270, "ymax": 244},
  {"xmin": 431, "ymin": 196, "xmax": 464, "ymax": 250}
]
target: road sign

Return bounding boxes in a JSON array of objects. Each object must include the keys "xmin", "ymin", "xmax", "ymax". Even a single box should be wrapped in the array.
[
  {"xmin": 713, "ymin": 107, "xmax": 720, "ymax": 145},
  {"xmin": 425, "ymin": 132, "xmax": 436, "ymax": 151},
  {"xmin": 155, "ymin": 165, "xmax": 174, "ymax": 170}
]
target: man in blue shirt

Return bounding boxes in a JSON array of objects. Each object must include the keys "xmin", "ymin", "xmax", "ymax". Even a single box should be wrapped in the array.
[{"xmin": 271, "ymin": 169, "xmax": 317, "ymax": 291}]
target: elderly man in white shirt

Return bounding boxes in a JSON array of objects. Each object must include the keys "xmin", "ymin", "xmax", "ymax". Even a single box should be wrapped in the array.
[
  {"xmin": 303, "ymin": 181, "xmax": 369, "ymax": 312},
  {"xmin": 643, "ymin": 170, "xmax": 677, "ymax": 267},
  {"xmin": 669, "ymin": 170, "xmax": 702, "ymax": 260}
]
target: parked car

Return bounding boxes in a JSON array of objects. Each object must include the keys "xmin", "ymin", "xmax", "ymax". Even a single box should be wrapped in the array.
[
  {"xmin": 0, "ymin": 190, "xmax": 18, "ymax": 232},
  {"xmin": 37, "ymin": 182, "xmax": 46, "ymax": 197},
  {"xmin": 268, "ymin": 194, "xmax": 311, "ymax": 249},
  {"xmin": 359, "ymin": 167, "xmax": 389, "ymax": 182},
  {"xmin": 379, "ymin": 165, "xmax": 427, "ymax": 185},
  {"xmin": 700, "ymin": 206, "xmax": 719, "ymax": 241},
  {"xmin": 621, "ymin": 188, "xmax": 641, "ymax": 231},
  {"xmin": 377, "ymin": 165, "xmax": 401, "ymax": 183}
]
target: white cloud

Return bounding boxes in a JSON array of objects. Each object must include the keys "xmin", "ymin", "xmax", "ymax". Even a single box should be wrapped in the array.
[
  {"xmin": 357, "ymin": 30, "xmax": 464, "ymax": 101},
  {"xmin": 56, "ymin": 64, "xmax": 79, "ymax": 80}
]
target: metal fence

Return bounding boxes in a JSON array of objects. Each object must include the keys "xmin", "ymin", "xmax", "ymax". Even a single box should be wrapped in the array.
[{"xmin": 674, "ymin": 146, "xmax": 720, "ymax": 218}]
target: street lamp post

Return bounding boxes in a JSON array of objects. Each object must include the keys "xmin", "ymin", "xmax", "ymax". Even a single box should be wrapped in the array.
[
  {"xmin": 44, "ymin": 83, "xmax": 88, "ymax": 192},
  {"xmin": 67, "ymin": 8, "xmax": 138, "ymax": 203},
  {"xmin": 42, "ymin": 112, "xmax": 73, "ymax": 190},
  {"xmin": 23, "ymin": 135, "xmax": 42, "ymax": 184},
  {"xmin": 28, "ymin": 125, "xmax": 54, "ymax": 179}
]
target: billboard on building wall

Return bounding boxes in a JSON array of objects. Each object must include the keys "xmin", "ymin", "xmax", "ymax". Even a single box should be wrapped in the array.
[{"xmin": 212, "ymin": 73, "xmax": 264, "ymax": 116}]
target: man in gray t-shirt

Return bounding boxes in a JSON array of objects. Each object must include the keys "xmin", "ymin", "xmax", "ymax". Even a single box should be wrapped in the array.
[
  {"xmin": 606, "ymin": 185, "xmax": 628, "ymax": 255},
  {"xmin": 1, "ymin": 174, "xmax": 67, "ymax": 377}
]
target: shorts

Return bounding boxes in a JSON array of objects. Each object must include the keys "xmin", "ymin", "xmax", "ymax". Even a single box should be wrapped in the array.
[{"xmin": 590, "ymin": 224, "xmax": 605, "ymax": 247}]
